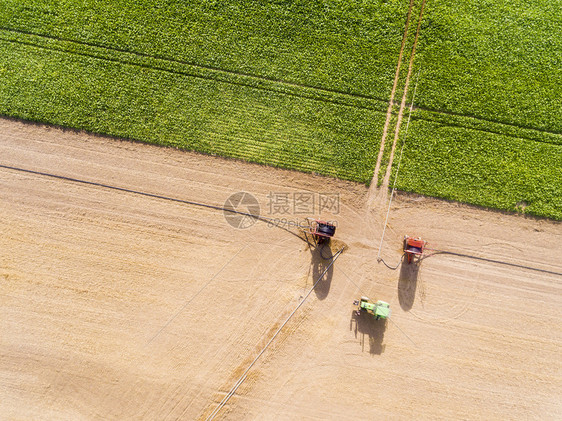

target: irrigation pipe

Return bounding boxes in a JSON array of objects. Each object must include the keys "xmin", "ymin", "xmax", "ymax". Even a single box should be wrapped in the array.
[
  {"xmin": 206, "ymin": 246, "xmax": 345, "ymax": 421},
  {"xmin": 380, "ymin": 253, "xmax": 405, "ymax": 270},
  {"xmin": 424, "ymin": 249, "xmax": 562, "ymax": 277},
  {"xmin": 0, "ymin": 163, "xmax": 303, "ymax": 239},
  {"xmin": 376, "ymin": 71, "xmax": 420, "ymax": 266}
]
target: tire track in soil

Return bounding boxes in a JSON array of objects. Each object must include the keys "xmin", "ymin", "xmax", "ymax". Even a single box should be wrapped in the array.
[
  {"xmin": 380, "ymin": 0, "xmax": 426, "ymax": 191},
  {"xmin": 370, "ymin": 0, "xmax": 416, "ymax": 204},
  {"xmin": 2, "ymin": 118, "xmax": 561, "ymax": 420},
  {"xmin": 198, "ymin": 246, "xmax": 344, "ymax": 420}
]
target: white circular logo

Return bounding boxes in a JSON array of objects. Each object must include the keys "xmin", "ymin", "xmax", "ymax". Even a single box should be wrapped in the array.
[{"xmin": 223, "ymin": 192, "xmax": 260, "ymax": 229}]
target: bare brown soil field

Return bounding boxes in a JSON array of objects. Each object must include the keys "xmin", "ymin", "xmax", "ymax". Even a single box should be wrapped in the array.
[{"xmin": 1, "ymin": 117, "xmax": 561, "ymax": 420}]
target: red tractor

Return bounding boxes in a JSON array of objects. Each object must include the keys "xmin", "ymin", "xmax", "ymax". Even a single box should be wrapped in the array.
[
  {"xmin": 302, "ymin": 218, "xmax": 336, "ymax": 246},
  {"xmin": 403, "ymin": 235, "xmax": 426, "ymax": 264}
]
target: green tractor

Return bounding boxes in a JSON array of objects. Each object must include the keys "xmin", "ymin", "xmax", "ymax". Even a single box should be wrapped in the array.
[{"xmin": 354, "ymin": 297, "xmax": 390, "ymax": 320}]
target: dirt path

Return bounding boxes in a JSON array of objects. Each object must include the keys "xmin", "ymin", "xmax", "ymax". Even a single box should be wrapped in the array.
[{"xmin": 1, "ymin": 118, "xmax": 561, "ymax": 420}]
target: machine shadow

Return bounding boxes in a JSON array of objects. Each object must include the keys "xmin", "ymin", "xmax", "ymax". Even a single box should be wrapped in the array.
[
  {"xmin": 398, "ymin": 261, "xmax": 420, "ymax": 311},
  {"xmin": 311, "ymin": 244, "xmax": 333, "ymax": 300},
  {"xmin": 350, "ymin": 310, "xmax": 386, "ymax": 355}
]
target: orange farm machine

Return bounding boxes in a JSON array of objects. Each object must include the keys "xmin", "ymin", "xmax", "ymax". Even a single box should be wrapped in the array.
[{"xmin": 403, "ymin": 235, "xmax": 427, "ymax": 264}]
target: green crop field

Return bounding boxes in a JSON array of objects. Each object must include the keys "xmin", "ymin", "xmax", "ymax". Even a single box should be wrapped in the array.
[
  {"xmin": 397, "ymin": 120, "xmax": 562, "ymax": 219},
  {"xmin": 0, "ymin": 0, "xmax": 412, "ymax": 183},
  {"xmin": 0, "ymin": 0, "xmax": 560, "ymax": 218},
  {"xmin": 414, "ymin": 0, "xmax": 562, "ymax": 132},
  {"xmin": 393, "ymin": 0, "xmax": 562, "ymax": 219}
]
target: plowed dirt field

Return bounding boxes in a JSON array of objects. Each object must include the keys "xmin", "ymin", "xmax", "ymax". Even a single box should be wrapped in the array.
[{"xmin": 1, "ymin": 118, "xmax": 560, "ymax": 420}]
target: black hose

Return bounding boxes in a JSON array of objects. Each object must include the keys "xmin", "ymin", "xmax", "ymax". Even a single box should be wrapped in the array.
[
  {"xmin": 319, "ymin": 242, "xmax": 334, "ymax": 260},
  {"xmin": 378, "ymin": 253, "xmax": 405, "ymax": 270},
  {"xmin": 0, "ymin": 163, "xmax": 304, "ymax": 240},
  {"xmin": 427, "ymin": 249, "xmax": 562, "ymax": 277}
]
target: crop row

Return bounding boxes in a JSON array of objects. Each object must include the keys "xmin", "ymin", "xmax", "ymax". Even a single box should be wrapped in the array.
[
  {"xmin": 0, "ymin": 28, "xmax": 389, "ymax": 115},
  {"xmin": 2, "ymin": 1, "xmax": 561, "ymax": 219},
  {"xmin": 395, "ymin": 119, "xmax": 562, "ymax": 219},
  {"xmin": 0, "ymin": 39, "xmax": 386, "ymax": 183},
  {"xmin": 413, "ymin": 108, "xmax": 562, "ymax": 147},
  {"xmin": 0, "ymin": 0, "xmax": 410, "ymax": 100},
  {"xmin": 414, "ymin": 0, "xmax": 562, "ymax": 133}
]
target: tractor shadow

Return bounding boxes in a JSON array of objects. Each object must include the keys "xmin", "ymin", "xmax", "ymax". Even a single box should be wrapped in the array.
[
  {"xmin": 350, "ymin": 310, "xmax": 387, "ymax": 355},
  {"xmin": 310, "ymin": 244, "xmax": 333, "ymax": 300},
  {"xmin": 398, "ymin": 260, "xmax": 420, "ymax": 311}
]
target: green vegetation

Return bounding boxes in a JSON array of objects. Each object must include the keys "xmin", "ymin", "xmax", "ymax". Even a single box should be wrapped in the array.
[
  {"xmin": 0, "ymin": 0, "xmax": 561, "ymax": 218},
  {"xmin": 0, "ymin": 0, "xmax": 411, "ymax": 183},
  {"xmin": 396, "ymin": 120, "xmax": 562, "ymax": 219},
  {"xmin": 414, "ymin": 0, "xmax": 562, "ymax": 132},
  {"xmin": 0, "ymin": 0, "xmax": 408, "ymax": 99},
  {"xmin": 0, "ymin": 38, "xmax": 387, "ymax": 182},
  {"xmin": 394, "ymin": 0, "xmax": 562, "ymax": 219}
]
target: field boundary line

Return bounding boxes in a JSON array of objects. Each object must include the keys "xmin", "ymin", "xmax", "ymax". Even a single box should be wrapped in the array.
[{"xmin": 0, "ymin": 27, "xmax": 388, "ymax": 113}]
